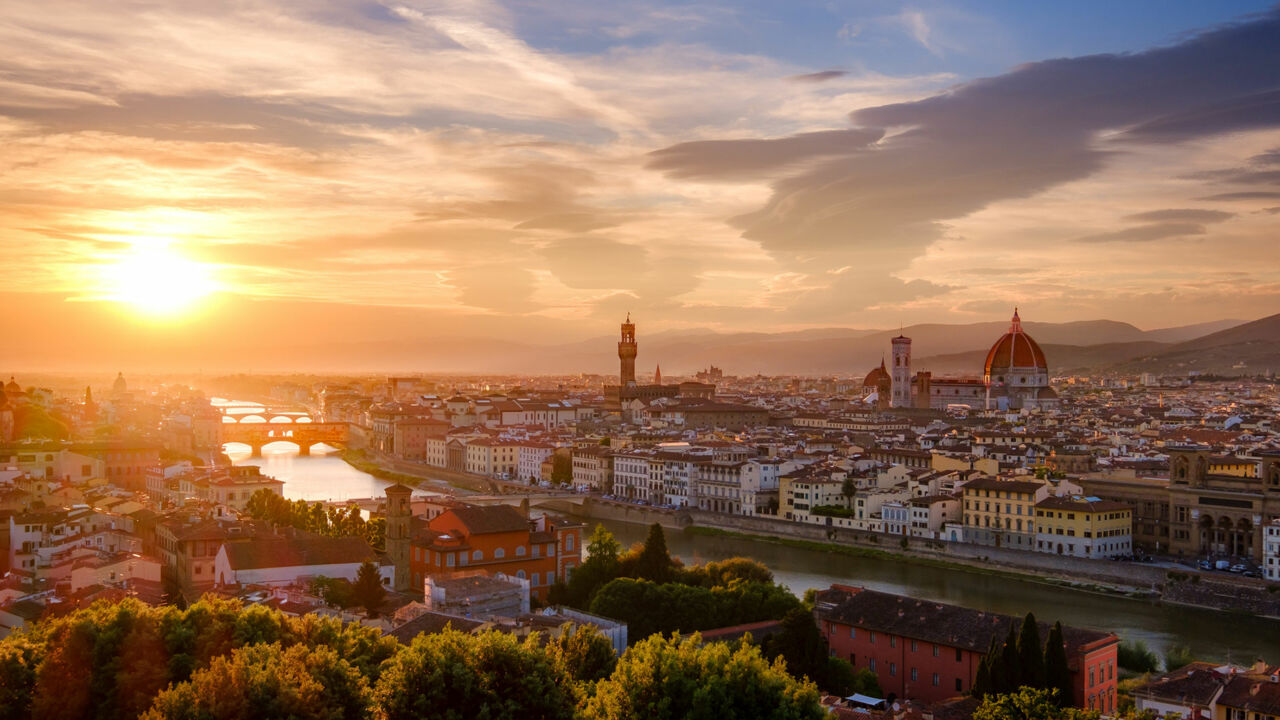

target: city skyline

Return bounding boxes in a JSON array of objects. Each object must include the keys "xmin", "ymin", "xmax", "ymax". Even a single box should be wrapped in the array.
[{"xmin": 4, "ymin": 0, "xmax": 1280, "ymax": 352}]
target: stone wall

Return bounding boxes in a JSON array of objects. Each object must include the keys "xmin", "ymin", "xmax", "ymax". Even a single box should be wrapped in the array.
[{"xmin": 1163, "ymin": 576, "xmax": 1280, "ymax": 616}]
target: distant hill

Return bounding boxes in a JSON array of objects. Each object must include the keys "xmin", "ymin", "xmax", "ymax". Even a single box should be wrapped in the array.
[
  {"xmin": 918, "ymin": 341, "xmax": 1172, "ymax": 377},
  {"xmin": 1107, "ymin": 313, "xmax": 1280, "ymax": 376}
]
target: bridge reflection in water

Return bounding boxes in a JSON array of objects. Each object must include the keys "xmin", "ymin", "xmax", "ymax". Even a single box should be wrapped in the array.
[{"xmin": 221, "ymin": 421, "xmax": 349, "ymax": 457}]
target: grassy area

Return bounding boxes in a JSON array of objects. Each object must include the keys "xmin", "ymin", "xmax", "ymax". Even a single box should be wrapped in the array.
[
  {"xmin": 340, "ymin": 449, "xmax": 484, "ymax": 493},
  {"xmin": 685, "ymin": 525, "xmax": 1137, "ymax": 596}
]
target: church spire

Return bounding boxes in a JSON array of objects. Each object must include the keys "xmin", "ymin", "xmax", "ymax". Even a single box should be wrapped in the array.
[{"xmin": 654, "ymin": 364, "xmax": 662, "ymax": 386}]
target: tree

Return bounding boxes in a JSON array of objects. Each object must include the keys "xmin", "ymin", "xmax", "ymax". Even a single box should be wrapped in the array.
[
  {"xmin": 762, "ymin": 608, "xmax": 831, "ymax": 689},
  {"xmin": 584, "ymin": 633, "xmax": 824, "ymax": 720},
  {"xmin": 1018, "ymin": 613, "xmax": 1046, "ymax": 690},
  {"xmin": 545, "ymin": 624, "xmax": 618, "ymax": 693},
  {"xmin": 552, "ymin": 454, "xmax": 573, "ymax": 483},
  {"xmin": 351, "ymin": 561, "xmax": 386, "ymax": 617},
  {"xmin": 1001, "ymin": 624, "xmax": 1022, "ymax": 690},
  {"xmin": 974, "ymin": 687, "xmax": 1101, "ymax": 720},
  {"xmin": 142, "ymin": 643, "xmax": 372, "ymax": 720},
  {"xmin": 633, "ymin": 523, "xmax": 675, "ymax": 584},
  {"xmin": 373, "ymin": 629, "xmax": 574, "ymax": 720},
  {"xmin": 1163, "ymin": 645, "xmax": 1195, "ymax": 671},
  {"xmin": 841, "ymin": 476, "xmax": 856, "ymax": 505},
  {"xmin": 1044, "ymin": 622, "xmax": 1074, "ymax": 708},
  {"xmin": 1118, "ymin": 640, "xmax": 1160, "ymax": 674}
]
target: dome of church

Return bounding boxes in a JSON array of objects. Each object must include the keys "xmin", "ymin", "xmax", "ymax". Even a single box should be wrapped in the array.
[
  {"xmin": 4, "ymin": 377, "xmax": 19, "ymax": 394},
  {"xmin": 113, "ymin": 372, "xmax": 127, "ymax": 394},
  {"xmin": 862, "ymin": 360, "xmax": 890, "ymax": 388},
  {"xmin": 983, "ymin": 309, "xmax": 1047, "ymax": 378}
]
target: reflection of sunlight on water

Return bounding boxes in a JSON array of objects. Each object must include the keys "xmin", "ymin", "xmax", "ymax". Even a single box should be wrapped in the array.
[{"xmin": 225, "ymin": 442, "xmax": 392, "ymax": 503}]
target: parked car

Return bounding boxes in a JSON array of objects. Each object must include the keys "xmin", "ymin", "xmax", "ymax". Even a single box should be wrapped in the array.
[
  {"xmin": 1198, "ymin": 560, "xmax": 1213, "ymax": 570},
  {"xmin": 1229, "ymin": 564, "xmax": 1247, "ymax": 573}
]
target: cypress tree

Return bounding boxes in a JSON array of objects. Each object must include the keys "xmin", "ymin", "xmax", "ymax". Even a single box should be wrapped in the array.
[
  {"xmin": 1001, "ymin": 624, "xmax": 1021, "ymax": 690},
  {"xmin": 1017, "ymin": 612, "xmax": 1046, "ymax": 690},
  {"xmin": 973, "ymin": 656, "xmax": 991, "ymax": 699},
  {"xmin": 984, "ymin": 634, "xmax": 1007, "ymax": 694},
  {"xmin": 1044, "ymin": 621, "xmax": 1073, "ymax": 707},
  {"xmin": 635, "ymin": 523, "xmax": 674, "ymax": 583}
]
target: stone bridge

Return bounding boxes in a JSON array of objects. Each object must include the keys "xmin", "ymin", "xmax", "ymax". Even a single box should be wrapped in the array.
[
  {"xmin": 465, "ymin": 492, "xmax": 590, "ymax": 511},
  {"xmin": 219, "ymin": 406, "xmax": 313, "ymax": 423},
  {"xmin": 220, "ymin": 422, "xmax": 349, "ymax": 456}
]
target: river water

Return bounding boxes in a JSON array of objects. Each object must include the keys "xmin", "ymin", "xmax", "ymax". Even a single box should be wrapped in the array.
[{"xmin": 217, "ymin": 405, "xmax": 1279, "ymax": 665}]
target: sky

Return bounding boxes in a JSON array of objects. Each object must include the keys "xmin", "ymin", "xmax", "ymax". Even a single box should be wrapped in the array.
[{"xmin": 3, "ymin": 0, "xmax": 1280, "ymax": 360}]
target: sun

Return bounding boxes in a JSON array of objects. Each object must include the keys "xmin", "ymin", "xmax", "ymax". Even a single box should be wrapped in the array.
[{"xmin": 106, "ymin": 244, "xmax": 218, "ymax": 316}]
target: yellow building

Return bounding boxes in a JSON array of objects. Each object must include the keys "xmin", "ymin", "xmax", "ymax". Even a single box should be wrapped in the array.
[
  {"xmin": 961, "ymin": 477, "xmax": 1048, "ymax": 549},
  {"xmin": 1034, "ymin": 496, "xmax": 1133, "ymax": 558}
]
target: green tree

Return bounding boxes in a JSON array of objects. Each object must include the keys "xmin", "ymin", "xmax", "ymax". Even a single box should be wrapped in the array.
[
  {"xmin": 974, "ymin": 658, "xmax": 993, "ymax": 699},
  {"xmin": 1044, "ymin": 622, "xmax": 1074, "ymax": 708},
  {"xmin": 841, "ymin": 476, "xmax": 856, "ymax": 505},
  {"xmin": 311, "ymin": 576, "xmax": 355, "ymax": 609},
  {"xmin": 974, "ymin": 687, "xmax": 1101, "ymax": 720},
  {"xmin": 762, "ymin": 608, "xmax": 831, "ymax": 689},
  {"xmin": 552, "ymin": 525, "xmax": 623, "ymax": 608},
  {"xmin": 545, "ymin": 624, "xmax": 618, "ymax": 696},
  {"xmin": 1118, "ymin": 640, "xmax": 1160, "ymax": 674},
  {"xmin": 1001, "ymin": 624, "xmax": 1022, "ymax": 690},
  {"xmin": 1018, "ymin": 613, "xmax": 1046, "ymax": 690},
  {"xmin": 142, "ymin": 643, "xmax": 372, "ymax": 720},
  {"xmin": 552, "ymin": 454, "xmax": 572, "ymax": 483},
  {"xmin": 0, "ymin": 632, "xmax": 42, "ymax": 720},
  {"xmin": 373, "ymin": 629, "xmax": 574, "ymax": 720},
  {"xmin": 1163, "ymin": 645, "xmax": 1195, "ymax": 671},
  {"xmin": 632, "ymin": 523, "xmax": 675, "ymax": 584},
  {"xmin": 351, "ymin": 561, "xmax": 387, "ymax": 617},
  {"xmin": 584, "ymin": 633, "xmax": 824, "ymax": 720}
]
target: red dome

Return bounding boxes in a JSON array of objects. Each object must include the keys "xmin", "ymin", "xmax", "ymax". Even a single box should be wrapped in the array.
[
  {"xmin": 863, "ymin": 359, "xmax": 890, "ymax": 388},
  {"xmin": 983, "ymin": 310, "xmax": 1047, "ymax": 377}
]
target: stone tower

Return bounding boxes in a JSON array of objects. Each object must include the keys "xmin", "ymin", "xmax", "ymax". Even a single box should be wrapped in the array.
[
  {"xmin": 890, "ymin": 335, "xmax": 912, "ymax": 408},
  {"xmin": 384, "ymin": 483, "xmax": 413, "ymax": 592},
  {"xmin": 618, "ymin": 314, "xmax": 637, "ymax": 387}
]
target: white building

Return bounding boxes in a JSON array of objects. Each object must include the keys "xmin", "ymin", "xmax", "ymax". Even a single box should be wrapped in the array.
[
  {"xmin": 213, "ymin": 536, "xmax": 391, "ymax": 588},
  {"xmin": 1265, "ymin": 519, "xmax": 1280, "ymax": 582}
]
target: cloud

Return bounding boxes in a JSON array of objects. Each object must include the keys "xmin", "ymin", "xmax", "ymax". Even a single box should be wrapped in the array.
[
  {"xmin": 1076, "ymin": 222, "xmax": 1208, "ymax": 243},
  {"xmin": 787, "ymin": 70, "xmax": 849, "ymax": 83},
  {"xmin": 1123, "ymin": 209, "xmax": 1234, "ymax": 223},
  {"xmin": 647, "ymin": 128, "xmax": 883, "ymax": 181},
  {"xmin": 1198, "ymin": 191, "xmax": 1280, "ymax": 201}
]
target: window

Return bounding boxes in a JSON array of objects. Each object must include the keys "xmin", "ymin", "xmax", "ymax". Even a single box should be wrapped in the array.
[
  {"xmin": 446, "ymin": 553, "xmax": 455, "ymax": 567},
  {"xmin": 494, "ymin": 548, "xmax": 505, "ymax": 559},
  {"xmin": 889, "ymin": 636, "xmax": 896, "ymax": 648},
  {"xmin": 956, "ymin": 648, "xmax": 962, "ymax": 662},
  {"xmin": 566, "ymin": 535, "xmax": 575, "ymax": 551},
  {"xmin": 933, "ymin": 644, "xmax": 939, "ymax": 657},
  {"xmin": 956, "ymin": 678, "xmax": 963, "ymax": 692},
  {"xmin": 516, "ymin": 570, "xmax": 526, "ymax": 579},
  {"xmin": 911, "ymin": 639, "xmax": 917, "ymax": 652},
  {"xmin": 473, "ymin": 550, "xmax": 483, "ymax": 561},
  {"xmin": 933, "ymin": 673, "xmax": 940, "ymax": 687},
  {"xmin": 889, "ymin": 663, "xmax": 896, "ymax": 677},
  {"xmin": 911, "ymin": 667, "xmax": 918, "ymax": 682},
  {"xmin": 516, "ymin": 545, "xmax": 526, "ymax": 557},
  {"xmin": 869, "ymin": 632, "xmax": 876, "ymax": 644}
]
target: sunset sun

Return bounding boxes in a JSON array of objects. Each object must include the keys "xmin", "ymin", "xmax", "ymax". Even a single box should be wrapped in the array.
[{"xmin": 106, "ymin": 244, "xmax": 218, "ymax": 316}]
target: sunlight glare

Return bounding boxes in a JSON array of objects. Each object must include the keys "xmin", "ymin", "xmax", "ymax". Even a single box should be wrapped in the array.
[{"xmin": 106, "ymin": 244, "xmax": 217, "ymax": 316}]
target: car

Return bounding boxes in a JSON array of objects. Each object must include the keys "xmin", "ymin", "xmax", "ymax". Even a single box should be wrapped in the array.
[
  {"xmin": 1243, "ymin": 569, "xmax": 1261, "ymax": 578},
  {"xmin": 1229, "ymin": 564, "xmax": 1247, "ymax": 573},
  {"xmin": 1198, "ymin": 560, "xmax": 1213, "ymax": 570}
]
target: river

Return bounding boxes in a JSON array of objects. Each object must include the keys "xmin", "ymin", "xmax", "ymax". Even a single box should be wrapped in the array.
[
  {"xmin": 216, "ymin": 404, "xmax": 1279, "ymax": 665},
  {"xmin": 589, "ymin": 518, "xmax": 1280, "ymax": 665}
]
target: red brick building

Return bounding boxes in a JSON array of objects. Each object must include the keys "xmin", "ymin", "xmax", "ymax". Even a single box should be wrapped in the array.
[
  {"xmin": 409, "ymin": 504, "xmax": 582, "ymax": 601},
  {"xmin": 814, "ymin": 585, "xmax": 1119, "ymax": 712}
]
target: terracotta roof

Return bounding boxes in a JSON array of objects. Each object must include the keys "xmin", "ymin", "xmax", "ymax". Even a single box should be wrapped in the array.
[
  {"xmin": 388, "ymin": 611, "xmax": 485, "ymax": 645},
  {"xmin": 814, "ymin": 586, "xmax": 1114, "ymax": 656},
  {"xmin": 439, "ymin": 505, "xmax": 530, "ymax": 535},
  {"xmin": 1219, "ymin": 673, "xmax": 1280, "ymax": 715},
  {"xmin": 1131, "ymin": 662, "xmax": 1228, "ymax": 707},
  {"xmin": 221, "ymin": 536, "xmax": 376, "ymax": 570}
]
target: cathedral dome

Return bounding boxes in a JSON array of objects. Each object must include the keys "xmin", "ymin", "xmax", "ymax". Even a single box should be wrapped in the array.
[
  {"xmin": 983, "ymin": 309, "xmax": 1047, "ymax": 378},
  {"xmin": 4, "ymin": 377, "xmax": 19, "ymax": 394},
  {"xmin": 863, "ymin": 360, "xmax": 890, "ymax": 388}
]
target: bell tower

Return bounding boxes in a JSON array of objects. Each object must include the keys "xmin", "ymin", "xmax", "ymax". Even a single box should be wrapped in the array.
[
  {"xmin": 384, "ymin": 483, "xmax": 412, "ymax": 592},
  {"xmin": 619, "ymin": 314, "xmax": 637, "ymax": 387},
  {"xmin": 891, "ymin": 335, "xmax": 912, "ymax": 408}
]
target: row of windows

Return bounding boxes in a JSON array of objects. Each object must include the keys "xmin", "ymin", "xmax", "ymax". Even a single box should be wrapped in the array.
[
  {"xmin": 838, "ymin": 625, "xmax": 963, "ymax": 662},
  {"xmin": 857, "ymin": 656, "xmax": 963, "ymax": 692}
]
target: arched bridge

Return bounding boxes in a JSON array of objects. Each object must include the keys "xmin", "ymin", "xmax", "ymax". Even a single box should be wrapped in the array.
[
  {"xmin": 466, "ymin": 492, "xmax": 590, "ymax": 510},
  {"xmin": 220, "ymin": 407, "xmax": 314, "ymax": 423},
  {"xmin": 221, "ymin": 422, "xmax": 349, "ymax": 457}
]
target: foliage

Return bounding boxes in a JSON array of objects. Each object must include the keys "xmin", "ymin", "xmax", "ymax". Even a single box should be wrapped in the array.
[
  {"xmin": 974, "ymin": 687, "xmax": 1101, "ymax": 720},
  {"xmin": 589, "ymin": 578, "xmax": 801, "ymax": 642},
  {"xmin": 12, "ymin": 405, "xmax": 69, "ymax": 441},
  {"xmin": 761, "ymin": 607, "xmax": 876, "ymax": 695},
  {"xmin": 245, "ymin": 490, "xmax": 385, "ymax": 550},
  {"xmin": 545, "ymin": 624, "xmax": 618, "ymax": 701},
  {"xmin": 631, "ymin": 523, "xmax": 677, "ymax": 584},
  {"xmin": 0, "ymin": 597, "xmax": 399, "ymax": 720},
  {"xmin": 549, "ymin": 525, "xmax": 622, "ymax": 608},
  {"xmin": 1118, "ymin": 640, "xmax": 1160, "ymax": 674},
  {"xmin": 1163, "ymin": 645, "xmax": 1195, "ymax": 671},
  {"xmin": 1045, "ymin": 623, "xmax": 1074, "ymax": 708},
  {"xmin": 551, "ymin": 454, "xmax": 573, "ymax": 483},
  {"xmin": 1018, "ymin": 613, "xmax": 1046, "ymax": 689},
  {"xmin": 841, "ymin": 476, "xmax": 856, "ymax": 499},
  {"xmin": 373, "ymin": 628, "xmax": 574, "ymax": 720},
  {"xmin": 583, "ymin": 633, "xmax": 824, "ymax": 720},
  {"xmin": 310, "ymin": 576, "xmax": 354, "ymax": 609},
  {"xmin": 142, "ymin": 643, "xmax": 372, "ymax": 720},
  {"xmin": 351, "ymin": 561, "xmax": 387, "ymax": 617}
]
